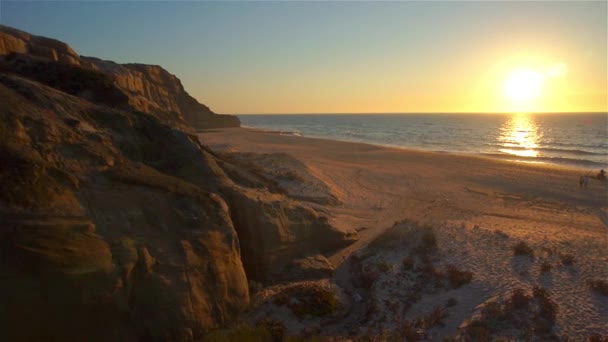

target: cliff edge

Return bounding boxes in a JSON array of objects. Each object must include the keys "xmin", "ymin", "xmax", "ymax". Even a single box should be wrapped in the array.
[
  {"xmin": 0, "ymin": 25, "xmax": 354, "ymax": 341},
  {"xmin": 0, "ymin": 24, "xmax": 240, "ymax": 129}
]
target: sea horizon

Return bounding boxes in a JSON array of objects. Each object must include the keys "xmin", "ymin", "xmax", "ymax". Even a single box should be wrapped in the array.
[
  {"xmin": 239, "ymin": 112, "xmax": 608, "ymax": 170},
  {"xmin": 238, "ymin": 111, "xmax": 607, "ymax": 115}
]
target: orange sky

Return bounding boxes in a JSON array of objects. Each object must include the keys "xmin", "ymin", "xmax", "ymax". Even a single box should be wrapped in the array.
[{"xmin": 5, "ymin": 1, "xmax": 607, "ymax": 113}]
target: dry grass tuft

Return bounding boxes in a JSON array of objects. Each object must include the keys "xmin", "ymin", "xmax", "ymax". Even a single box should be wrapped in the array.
[
  {"xmin": 459, "ymin": 286, "xmax": 558, "ymax": 340},
  {"xmin": 402, "ymin": 256, "xmax": 415, "ymax": 270},
  {"xmin": 533, "ymin": 285, "xmax": 558, "ymax": 321},
  {"xmin": 377, "ymin": 261, "xmax": 392, "ymax": 273},
  {"xmin": 255, "ymin": 319, "xmax": 286, "ymax": 342},
  {"xmin": 510, "ymin": 288, "xmax": 531, "ymax": 309},
  {"xmin": 512, "ymin": 241, "xmax": 534, "ymax": 257},
  {"xmin": 421, "ymin": 228, "xmax": 437, "ymax": 249},
  {"xmin": 416, "ymin": 306, "xmax": 448, "ymax": 329},
  {"xmin": 588, "ymin": 279, "xmax": 608, "ymax": 296},
  {"xmin": 494, "ymin": 229, "xmax": 510, "ymax": 238},
  {"xmin": 202, "ymin": 323, "xmax": 272, "ymax": 341},
  {"xmin": 540, "ymin": 261, "xmax": 552, "ymax": 274},
  {"xmin": 445, "ymin": 264, "xmax": 473, "ymax": 288},
  {"xmin": 392, "ymin": 305, "xmax": 448, "ymax": 340},
  {"xmin": 272, "ymin": 283, "xmax": 341, "ymax": 318},
  {"xmin": 447, "ymin": 297, "xmax": 459, "ymax": 307},
  {"xmin": 249, "ymin": 280, "xmax": 264, "ymax": 295},
  {"xmin": 559, "ymin": 253, "xmax": 576, "ymax": 265},
  {"xmin": 590, "ymin": 333, "xmax": 608, "ymax": 342}
]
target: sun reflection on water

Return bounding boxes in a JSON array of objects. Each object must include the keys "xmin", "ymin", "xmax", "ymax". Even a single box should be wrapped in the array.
[{"xmin": 498, "ymin": 113, "xmax": 541, "ymax": 158}]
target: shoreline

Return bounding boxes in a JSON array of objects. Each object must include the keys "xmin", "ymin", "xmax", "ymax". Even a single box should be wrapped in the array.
[
  {"xmin": 199, "ymin": 126, "xmax": 607, "ymax": 243},
  {"xmin": 235, "ymin": 112, "xmax": 608, "ymax": 170},
  {"xmin": 204, "ymin": 126, "xmax": 602, "ymax": 173},
  {"xmin": 199, "ymin": 126, "xmax": 607, "ymax": 267}
]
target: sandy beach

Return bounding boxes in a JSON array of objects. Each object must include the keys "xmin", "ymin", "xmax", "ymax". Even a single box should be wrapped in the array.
[
  {"xmin": 3, "ymin": 7, "xmax": 606, "ymax": 339},
  {"xmin": 200, "ymin": 127, "xmax": 608, "ymax": 339}
]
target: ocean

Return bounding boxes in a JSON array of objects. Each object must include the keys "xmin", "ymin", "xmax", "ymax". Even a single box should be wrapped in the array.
[{"xmin": 239, "ymin": 113, "xmax": 608, "ymax": 170}]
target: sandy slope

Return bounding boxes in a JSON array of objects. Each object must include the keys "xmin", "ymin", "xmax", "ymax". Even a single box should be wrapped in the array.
[{"xmin": 199, "ymin": 127, "xmax": 607, "ymax": 339}]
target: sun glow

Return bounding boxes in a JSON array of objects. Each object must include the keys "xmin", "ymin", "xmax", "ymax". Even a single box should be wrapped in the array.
[{"xmin": 504, "ymin": 69, "xmax": 544, "ymax": 102}]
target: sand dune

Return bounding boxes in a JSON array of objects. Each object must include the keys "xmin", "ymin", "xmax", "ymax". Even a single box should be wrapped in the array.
[{"xmin": 200, "ymin": 127, "xmax": 607, "ymax": 339}]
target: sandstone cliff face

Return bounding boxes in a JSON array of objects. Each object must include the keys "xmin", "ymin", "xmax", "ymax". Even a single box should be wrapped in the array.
[
  {"xmin": 0, "ymin": 25, "xmax": 240, "ymax": 129},
  {"xmin": 0, "ymin": 25, "xmax": 80, "ymax": 65},
  {"xmin": 0, "ymin": 74, "xmax": 249, "ymax": 341},
  {"xmin": 0, "ymin": 26, "xmax": 354, "ymax": 341},
  {"xmin": 82, "ymin": 58, "xmax": 240, "ymax": 128},
  {"xmin": 224, "ymin": 187, "xmax": 354, "ymax": 282}
]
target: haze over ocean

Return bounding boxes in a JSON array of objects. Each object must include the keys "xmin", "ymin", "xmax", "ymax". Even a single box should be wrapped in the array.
[{"xmin": 239, "ymin": 113, "xmax": 608, "ymax": 169}]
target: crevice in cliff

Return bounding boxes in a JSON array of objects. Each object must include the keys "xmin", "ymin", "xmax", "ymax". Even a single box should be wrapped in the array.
[{"xmin": 223, "ymin": 195, "xmax": 268, "ymax": 283}]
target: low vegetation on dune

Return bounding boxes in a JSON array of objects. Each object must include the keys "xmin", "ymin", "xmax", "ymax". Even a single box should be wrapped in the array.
[
  {"xmin": 243, "ymin": 217, "xmax": 603, "ymax": 340},
  {"xmin": 274, "ymin": 285, "xmax": 341, "ymax": 318},
  {"xmin": 391, "ymin": 305, "xmax": 449, "ymax": 340},
  {"xmin": 512, "ymin": 240, "xmax": 534, "ymax": 257},
  {"xmin": 588, "ymin": 279, "xmax": 608, "ymax": 296},
  {"xmin": 589, "ymin": 333, "xmax": 608, "ymax": 342},
  {"xmin": 347, "ymin": 221, "xmax": 476, "ymax": 338},
  {"xmin": 559, "ymin": 252, "xmax": 576, "ymax": 265},
  {"xmin": 540, "ymin": 260, "xmax": 552, "ymax": 273},
  {"xmin": 458, "ymin": 286, "xmax": 559, "ymax": 341},
  {"xmin": 445, "ymin": 264, "xmax": 474, "ymax": 287},
  {"xmin": 202, "ymin": 324, "xmax": 274, "ymax": 342},
  {"xmin": 202, "ymin": 321, "xmax": 323, "ymax": 342}
]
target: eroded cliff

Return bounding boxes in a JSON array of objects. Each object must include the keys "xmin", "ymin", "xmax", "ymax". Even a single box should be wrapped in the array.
[
  {"xmin": 0, "ymin": 24, "xmax": 240, "ymax": 129},
  {"xmin": 0, "ymin": 25, "xmax": 355, "ymax": 341},
  {"xmin": 0, "ymin": 74, "xmax": 249, "ymax": 341}
]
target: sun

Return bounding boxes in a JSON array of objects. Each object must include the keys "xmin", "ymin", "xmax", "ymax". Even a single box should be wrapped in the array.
[{"xmin": 504, "ymin": 69, "xmax": 544, "ymax": 102}]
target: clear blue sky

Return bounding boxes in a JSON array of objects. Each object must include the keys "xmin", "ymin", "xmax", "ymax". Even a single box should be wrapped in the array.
[{"xmin": 1, "ymin": 1, "xmax": 606, "ymax": 114}]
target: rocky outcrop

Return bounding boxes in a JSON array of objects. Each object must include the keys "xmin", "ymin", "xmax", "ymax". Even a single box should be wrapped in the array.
[
  {"xmin": 82, "ymin": 58, "xmax": 240, "ymax": 128},
  {"xmin": 0, "ymin": 25, "xmax": 240, "ymax": 129},
  {"xmin": 224, "ymin": 187, "xmax": 355, "ymax": 282},
  {"xmin": 0, "ymin": 25, "xmax": 80, "ymax": 65},
  {"xmin": 0, "ymin": 26, "xmax": 355, "ymax": 341},
  {"xmin": 284, "ymin": 254, "xmax": 336, "ymax": 281},
  {"xmin": 0, "ymin": 74, "xmax": 249, "ymax": 341},
  {"xmin": 222, "ymin": 152, "xmax": 342, "ymax": 205}
]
